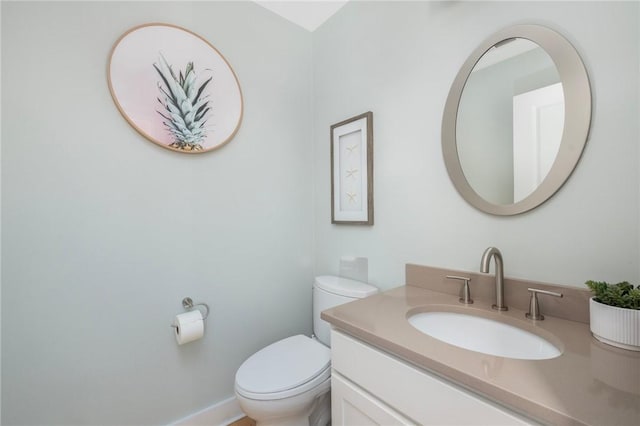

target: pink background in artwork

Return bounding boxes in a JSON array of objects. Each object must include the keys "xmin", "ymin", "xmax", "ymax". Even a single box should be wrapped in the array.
[{"xmin": 109, "ymin": 25, "xmax": 242, "ymax": 149}]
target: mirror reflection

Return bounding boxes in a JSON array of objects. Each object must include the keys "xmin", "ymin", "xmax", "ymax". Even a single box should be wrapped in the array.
[{"xmin": 456, "ymin": 38, "xmax": 564, "ymax": 205}]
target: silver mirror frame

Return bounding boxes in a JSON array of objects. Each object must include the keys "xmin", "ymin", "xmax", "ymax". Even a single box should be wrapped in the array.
[{"xmin": 442, "ymin": 25, "xmax": 591, "ymax": 215}]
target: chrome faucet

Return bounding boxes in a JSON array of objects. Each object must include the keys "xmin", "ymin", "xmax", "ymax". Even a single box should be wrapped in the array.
[{"xmin": 480, "ymin": 247, "xmax": 508, "ymax": 311}]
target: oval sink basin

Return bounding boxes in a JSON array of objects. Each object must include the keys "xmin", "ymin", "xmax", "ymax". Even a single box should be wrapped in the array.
[{"xmin": 408, "ymin": 311, "xmax": 561, "ymax": 360}]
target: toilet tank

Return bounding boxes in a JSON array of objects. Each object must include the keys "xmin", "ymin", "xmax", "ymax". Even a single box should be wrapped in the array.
[{"xmin": 313, "ymin": 275, "xmax": 378, "ymax": 346}]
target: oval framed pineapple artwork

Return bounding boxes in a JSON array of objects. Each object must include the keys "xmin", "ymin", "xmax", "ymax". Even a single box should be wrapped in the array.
[{"xmin": 108, "ymin": 23, "xmax": 243, "ymax": 153}]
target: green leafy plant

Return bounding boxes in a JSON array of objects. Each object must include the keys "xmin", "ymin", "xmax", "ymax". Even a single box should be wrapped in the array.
[
  {"xmin": 586, "ymin": 280, "xmax": 640, "ymax": 310},
  {"xmin": 154, "ymin": 53, "xmax": 212, "ymax": 151}
]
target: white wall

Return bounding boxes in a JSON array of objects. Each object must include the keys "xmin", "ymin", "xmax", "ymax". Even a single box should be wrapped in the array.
[
  {"xmin": 1, "ymin": 1, "xmax": 313, "ymax": 424},
  {"xmin": 312, "ymin": 1, "xmax": 639, "ymax": 289}
]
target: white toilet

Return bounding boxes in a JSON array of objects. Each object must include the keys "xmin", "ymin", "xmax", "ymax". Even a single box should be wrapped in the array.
[{"xmin": 234, "ymin": 275, "xmax": 378, "ymax": 426}]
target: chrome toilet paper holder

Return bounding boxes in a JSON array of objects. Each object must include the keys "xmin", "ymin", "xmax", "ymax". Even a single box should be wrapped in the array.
[
  {"xmin": 170, "ymin": 297, "xmax": 210, "ymax": 328},
  {"xmin": 181, "ymin": 297, "xmax": 210, "ymax": 320}
]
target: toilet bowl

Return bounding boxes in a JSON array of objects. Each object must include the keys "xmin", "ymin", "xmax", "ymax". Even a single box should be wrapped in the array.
[
  {"xmin": 235, "ymin": 335, "xmax": 331, "ymax": 426},
  {"xmin": 234, "ymin": 276, "xmax": 378, "ymax": 426}
]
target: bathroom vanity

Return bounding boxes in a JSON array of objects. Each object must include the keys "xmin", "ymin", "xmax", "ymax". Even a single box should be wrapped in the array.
[
  {"xmin": 321, "ymin": 265, "xmax": 640, "ymax": 426},
  {"xmin": 330, "ymin": 330, "xmax": 534, "ymax": 425}
]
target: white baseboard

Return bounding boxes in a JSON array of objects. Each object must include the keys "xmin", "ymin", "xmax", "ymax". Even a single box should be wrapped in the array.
[{"xmin": 171, "ymin": 396, "xmax": 244, "ymax": 426}]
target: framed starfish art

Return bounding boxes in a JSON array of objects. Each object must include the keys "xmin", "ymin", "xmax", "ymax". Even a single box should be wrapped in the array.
[{"xmin": 330, "ymin": 112, "xmax": 373, "ymax": 225}]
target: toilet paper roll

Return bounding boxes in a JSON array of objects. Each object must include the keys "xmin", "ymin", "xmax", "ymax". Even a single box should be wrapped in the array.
[{"xmin": 173, "ymin": 310, "xmax": 204, "ymax": 345}]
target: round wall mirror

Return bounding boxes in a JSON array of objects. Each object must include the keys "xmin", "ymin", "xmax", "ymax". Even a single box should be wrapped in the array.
[{"xmin": 442, "ymin": 25, "xmax": 591, "ymax": 215}]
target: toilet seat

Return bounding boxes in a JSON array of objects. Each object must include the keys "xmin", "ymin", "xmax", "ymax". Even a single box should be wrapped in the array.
[{"xmin": 235, "ymin": 335, "xmax": 331, "ymax": 401}]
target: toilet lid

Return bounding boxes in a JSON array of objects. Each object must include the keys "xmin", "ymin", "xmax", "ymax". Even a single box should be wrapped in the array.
[
  {"xmin": 235, "ymin": 335, "xmax": 330, "ymax": 395},
  {"xmin": 315, "ymin": 275, "xmax": 378, "ymax": 298}
]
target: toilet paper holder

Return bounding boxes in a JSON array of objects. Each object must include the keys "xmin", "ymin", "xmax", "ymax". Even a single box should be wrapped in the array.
[{"xmin": 170, "ymin": 297, "xmax": 210, "ymax": 328}]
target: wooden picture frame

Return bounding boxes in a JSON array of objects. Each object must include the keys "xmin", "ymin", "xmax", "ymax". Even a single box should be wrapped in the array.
[{"xmin": 331, "ymin": 112, "xmax": 373, "ymax": 225}]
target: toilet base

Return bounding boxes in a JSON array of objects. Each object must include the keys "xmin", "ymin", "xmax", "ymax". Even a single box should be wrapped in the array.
[
  {"xmin": 254, "ymin": 393, "xmax": 329, "ymax": 426},
  {"xmin": 308, "ymin": 392, "xmax": 330, "ymax": 426},
  {"xmin": 237, "ymin": 378, "xmax": 331, "ymax": 426}
]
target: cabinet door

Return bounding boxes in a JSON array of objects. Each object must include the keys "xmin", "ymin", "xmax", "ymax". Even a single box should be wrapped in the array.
[{"xmin": 332, "ymin": 371, "xmax": 416, "ymax": 426}]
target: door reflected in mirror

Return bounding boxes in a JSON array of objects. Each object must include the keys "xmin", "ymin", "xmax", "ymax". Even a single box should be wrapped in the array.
[{"xmin": 456, "ymin": 38, "xmax": 564, "ymax": 205}]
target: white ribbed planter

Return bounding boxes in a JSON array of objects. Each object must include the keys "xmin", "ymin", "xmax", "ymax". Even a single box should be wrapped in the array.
[{"xmin": 590, "ymin": 298, "xmax": 640, "ymax": 351}]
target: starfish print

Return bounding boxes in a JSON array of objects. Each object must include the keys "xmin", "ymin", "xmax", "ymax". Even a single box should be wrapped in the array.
[
  {"xmin": 346, "ymin": 192, "xmax": 357, "ymax": 203},
  {"xmin": 346, "ymin": 144, "xmax": 358, "ymax": 155},
  {"xmin": 346, "ymin": 168, "xmax": 358, "ymax": 179}
]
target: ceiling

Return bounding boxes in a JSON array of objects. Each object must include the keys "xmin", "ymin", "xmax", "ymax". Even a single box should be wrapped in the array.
[{"xmin": 254, "ymin": 1, "xmax": 349, "ymax": 32}]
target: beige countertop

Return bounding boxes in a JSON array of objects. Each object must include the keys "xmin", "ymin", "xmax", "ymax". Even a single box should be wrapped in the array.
[{"xmin": 322, "ymin": 285, "xmax": 640, "ymax": 426}]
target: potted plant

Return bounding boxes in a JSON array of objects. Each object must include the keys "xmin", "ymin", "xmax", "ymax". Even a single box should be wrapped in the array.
[{"xmin": 586, "ymin": 280, "xmax": 640, "ymax": 351}]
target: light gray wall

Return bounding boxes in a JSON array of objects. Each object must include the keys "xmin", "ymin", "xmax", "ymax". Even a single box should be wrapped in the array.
[
  {"xmin": 3, "ymin": 1, "xmax": 639, "ymax": 424},
  {"xmin": 2, "ymin": 1, "xmax": 313, "ymax": 424},
  {"xmin": 313, "ymin": 1, "xmax": 639, "ymax": 289}
]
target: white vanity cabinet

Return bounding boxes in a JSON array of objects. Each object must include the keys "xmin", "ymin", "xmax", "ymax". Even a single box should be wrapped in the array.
[{"xmin": 330, "ymin": 330, "xmax": 537, "ymax": 426}]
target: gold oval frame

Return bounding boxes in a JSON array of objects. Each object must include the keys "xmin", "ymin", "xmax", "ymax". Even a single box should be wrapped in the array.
[{"xmin": 107, "ymin": 23, "xmax": 244, "ymax": 154}]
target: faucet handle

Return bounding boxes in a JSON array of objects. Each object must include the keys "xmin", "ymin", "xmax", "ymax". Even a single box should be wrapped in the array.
[
  {"xmin": 446, "ymin": 275, "xmax": 473, "ymax": 305},
  {"xmin": 525, "ymin": 288, "xmax": 563, "ymax": 320}
]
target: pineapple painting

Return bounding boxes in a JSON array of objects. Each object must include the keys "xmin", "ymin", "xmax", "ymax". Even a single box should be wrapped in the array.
[
  {"xmin": 154, "ymin": 53, "xmax": 212, "ymax": 151},
  {"xmin": 109, "ymin": 24, "xmax": 242, "ymax": 153}
]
